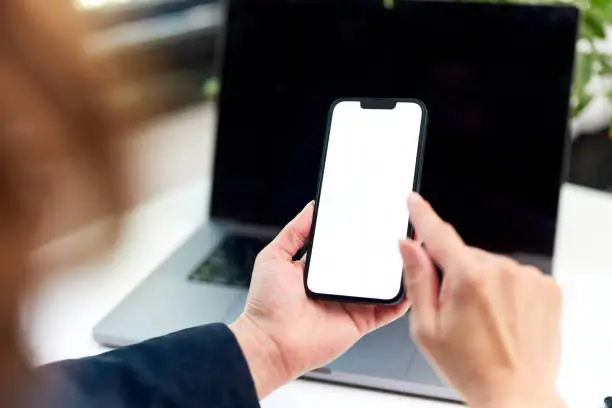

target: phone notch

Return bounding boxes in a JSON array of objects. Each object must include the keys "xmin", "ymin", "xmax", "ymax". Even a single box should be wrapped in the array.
[{"xmin": 359, "ymin": 99, "xmax": 397, "ymax": 110}]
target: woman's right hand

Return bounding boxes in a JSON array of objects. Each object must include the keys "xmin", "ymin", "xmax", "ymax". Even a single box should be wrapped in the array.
[{"xmin": 400, "ymin": 194, "xmax": 565, "ymax": 408}]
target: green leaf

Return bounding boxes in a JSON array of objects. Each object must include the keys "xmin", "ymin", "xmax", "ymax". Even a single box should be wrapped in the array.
[
  {"xmin": 591, "ymin": 0, "xmax": 612, "ymax": 19},
  {"xmin": 606, "ymin": 92, "xmax": 612, "ymax": 123},
  {"xmin": 601, "ymin": 58, "xmax": 612, "ymax": 75},
  {"xmin": 591, "ymin": 8, "xmax": 612, "ymax": 23},
  {"xmin": 581, "ymin": 11, "xmax": 607, "ymax": 39},
  {"xmin": 573, "ymin": 93, "xmax": 592, "ymax": 117},
  {"xmin": 574, "ymin": 52, "xmax": 594, "ymax": 100}
]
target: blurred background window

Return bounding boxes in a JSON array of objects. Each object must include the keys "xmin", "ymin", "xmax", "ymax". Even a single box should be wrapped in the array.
[{"xmin": 79, "ymin": 0, "xmax": 222, "ymax": 118}]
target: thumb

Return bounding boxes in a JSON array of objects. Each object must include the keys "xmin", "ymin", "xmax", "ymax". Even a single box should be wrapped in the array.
[
  {"xmin": 269, "ymin": 201, "xmax": 314, "ymax": 260},
  {"xmin": 399, "ymin": 240, "xmax": 439, "ymax": 341}
]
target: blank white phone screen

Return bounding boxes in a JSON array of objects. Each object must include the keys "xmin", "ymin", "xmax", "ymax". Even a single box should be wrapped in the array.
[{"xmin": 306, "ymin": 100, "xmax": 424, "ymax": 301}]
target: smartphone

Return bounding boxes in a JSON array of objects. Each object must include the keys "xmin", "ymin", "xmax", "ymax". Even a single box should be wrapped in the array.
[{"xmin": 304, "ymin": 98, "xmax": 428, "ymax": 304}]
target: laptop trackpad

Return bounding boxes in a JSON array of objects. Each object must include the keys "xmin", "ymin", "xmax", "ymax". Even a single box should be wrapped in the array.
[
  {"xmin": 327, "ymin": 315, "xmax": 416, "ymax": 380},
  {"xmin": 405, "ymin": 349, "xmax": 447, "ymax": 387}
]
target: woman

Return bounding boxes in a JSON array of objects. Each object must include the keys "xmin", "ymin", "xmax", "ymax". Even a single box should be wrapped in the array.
[{"xmin": 1, "ymin": 2, "xmax": 565, "ymax": 407}]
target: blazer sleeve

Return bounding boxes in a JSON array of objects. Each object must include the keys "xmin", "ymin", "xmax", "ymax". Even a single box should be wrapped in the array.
[{"xmin": 36, "ymin": 323, "xmax": 260, "ymax": 408}]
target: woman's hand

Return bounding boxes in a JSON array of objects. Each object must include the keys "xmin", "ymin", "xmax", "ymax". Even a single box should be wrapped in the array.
[
  {"xmin": 230, "ymin": 202, "xmax": 411, "ymax": 399},
  {"xmin": 400, "ymin": 194, "xmax": 565, "ymax": 408}
]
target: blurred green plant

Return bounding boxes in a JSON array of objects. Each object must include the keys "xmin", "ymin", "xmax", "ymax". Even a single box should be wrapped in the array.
[
  {"xmin": 569, "ymin": 0, "xmax": 612, "ymax": 123},
  {"xmin": 203, "ymin": 77, "xmax": 220, "ymax": 100}
]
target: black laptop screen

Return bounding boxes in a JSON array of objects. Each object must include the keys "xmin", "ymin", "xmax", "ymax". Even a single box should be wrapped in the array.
[{"xmin": 212, "ymin": 0, "xmax": 577, "ymax": 258}]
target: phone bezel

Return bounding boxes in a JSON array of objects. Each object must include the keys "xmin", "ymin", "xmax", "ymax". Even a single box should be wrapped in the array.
[{"xmin": 303, "ymin": 97, "xmax": 429, "ymax": 305}]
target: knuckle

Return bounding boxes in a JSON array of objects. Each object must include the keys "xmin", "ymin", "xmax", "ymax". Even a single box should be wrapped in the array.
[
  {"xmin": 498, "ymin": 257, "xmax": 520, "ymax": 280},
  {"xmin": 470, "ymin": 247, "xmax": 494, "ymax": 263},
  {"xmin": 500, "ymin": 256, "xmax": 520, "ymax": 271},
  {"xmin": 455, "ymin": 267, "xmax": 488, "ymax": 297},
  {"xmin": 522, "ymin": 265, "xmax": 543, "ymax": 278}
]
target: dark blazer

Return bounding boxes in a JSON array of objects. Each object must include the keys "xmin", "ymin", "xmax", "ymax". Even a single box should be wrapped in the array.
[{"xmin": 31, "ymin": 324, "xmax": 260, "ymax": 408}]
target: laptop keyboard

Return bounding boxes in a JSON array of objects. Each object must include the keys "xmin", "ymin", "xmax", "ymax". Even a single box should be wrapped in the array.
[{"xmin": 188, "ymin": 236, "xmax": 270, "ymax": 287}]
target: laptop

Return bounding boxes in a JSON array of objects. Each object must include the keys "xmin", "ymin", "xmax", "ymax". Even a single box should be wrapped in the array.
[{"xmin": 94, "ymin": 0, "xmax": 578, "ymax": 401}]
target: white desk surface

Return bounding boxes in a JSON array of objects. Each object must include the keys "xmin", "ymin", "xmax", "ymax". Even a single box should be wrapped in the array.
[{"xmin": 23, "ymin": 177, "xmax": 612, "ymax": 408}]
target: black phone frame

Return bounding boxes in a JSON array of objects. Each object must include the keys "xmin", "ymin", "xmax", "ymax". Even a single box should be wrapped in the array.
[{"xmin": 303, "ymin": 97, "xmax": 429, "ymax": 305}]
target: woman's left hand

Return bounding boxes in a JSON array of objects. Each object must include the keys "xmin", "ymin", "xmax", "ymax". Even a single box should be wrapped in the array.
[{"xmin": 230, "ymin": 201, "xmax": 411, "ymax": 398}]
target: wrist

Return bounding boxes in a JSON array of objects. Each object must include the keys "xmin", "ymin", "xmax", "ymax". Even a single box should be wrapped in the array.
[{"xmin": 229, "ymin": 316, "xmax": 289, "ymax": 399}]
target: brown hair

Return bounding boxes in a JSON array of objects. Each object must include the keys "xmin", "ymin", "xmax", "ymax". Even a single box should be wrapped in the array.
[{"xmin": 0, "ymin": 0, "xmax": 141, "ymax": 397}]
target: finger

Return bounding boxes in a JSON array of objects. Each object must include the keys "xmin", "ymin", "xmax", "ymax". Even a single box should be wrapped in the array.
[
  {"xmin": 408, "ymin": 193, "xmax": 470, "ymax": 272},
  {"xmin": 270, "ymin": 201, "xmax": 314, "ymax": 260},
  {"xmin": 342, "ymin": 295, "xmax": 411, "ymax": 335},
  {"xmin": 399, "ymin": 240, "xmax": 438, "ymax": 337},
  {"xmin": 372, "ymin": 294, "xmax": 412, "ymax": 328}
]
